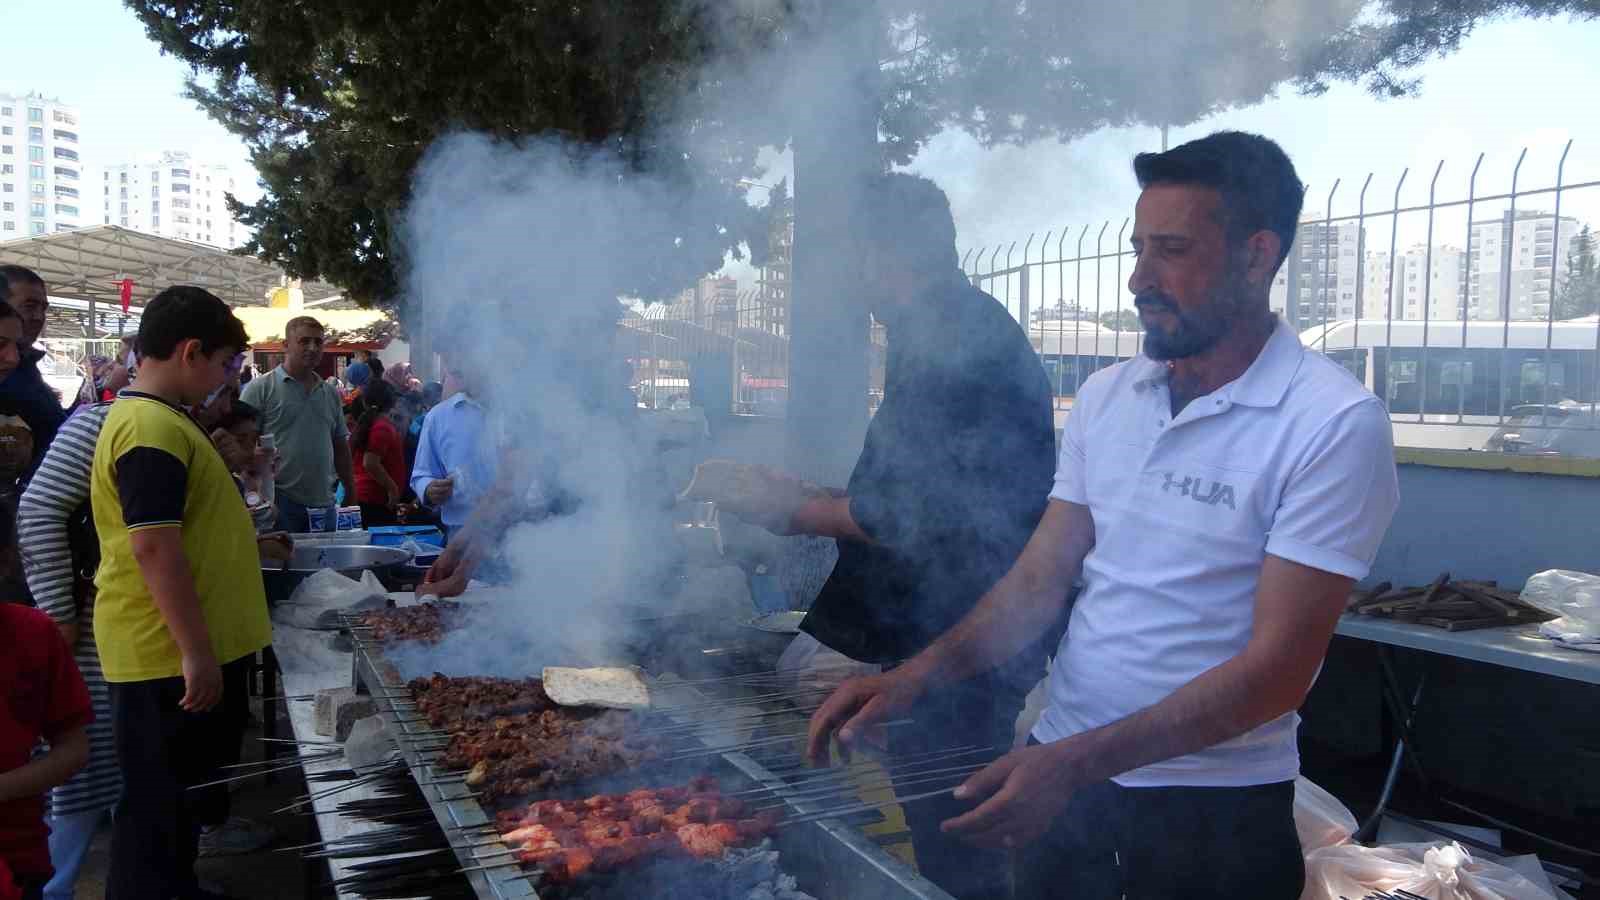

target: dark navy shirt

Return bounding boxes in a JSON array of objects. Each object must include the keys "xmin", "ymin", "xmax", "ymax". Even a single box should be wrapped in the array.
[
  {"xmin": 801, "ymin": 275, "xmax": 1057, "ymax": 687},
  {"xmin": 0, "ymin": 350, "xmax": 68, "ymax": 476}
]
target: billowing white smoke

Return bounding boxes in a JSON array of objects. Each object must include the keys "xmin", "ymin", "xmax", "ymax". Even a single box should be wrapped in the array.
[{"xmin": 397, "ymin": 134, "xmax": 715, "ymax": 675}]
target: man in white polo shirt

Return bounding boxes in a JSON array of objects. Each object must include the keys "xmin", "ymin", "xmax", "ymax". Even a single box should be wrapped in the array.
[{"xmin": 807, "ymin": 131, "xmax": 1399, "ymax": 899}]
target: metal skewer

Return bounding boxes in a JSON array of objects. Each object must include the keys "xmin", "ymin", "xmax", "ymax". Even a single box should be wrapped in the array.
[
  {"xmin": 752, "ymin": 765, "xmax": 987, "ymax": 813},
  {"xmin": 730, "ymin": 744, "xmax": 994, "ymax": 793},
  {"xmin": 189, "ymin": 754, "xmax": 341, "ymax": 788},
  {"xmin": 744, "ymin": 756, "xmax": 994, "ymax": 807},
  {"xmin": 779, "ymin": 785, "xmax": 961, "ymax": 827},
  {"xmin": 647, "ymin": 686, "xmax": 833, "ymax": 715}
]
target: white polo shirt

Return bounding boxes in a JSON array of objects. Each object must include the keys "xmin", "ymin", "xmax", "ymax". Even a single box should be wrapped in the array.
[{"xmin": 1032, "ymin": 319, "xmax": 1399, "ymax": 787}]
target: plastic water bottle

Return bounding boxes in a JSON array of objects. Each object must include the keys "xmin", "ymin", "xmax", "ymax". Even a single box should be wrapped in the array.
[{"xmin": 257, "ymin": 433, "xmax": 277, "ymax": 509}]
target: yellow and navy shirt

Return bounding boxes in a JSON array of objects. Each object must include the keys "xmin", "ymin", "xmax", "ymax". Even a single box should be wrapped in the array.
[{"xmin": 90, "ymin": 391, "xmax": 271, "ymax": 683}]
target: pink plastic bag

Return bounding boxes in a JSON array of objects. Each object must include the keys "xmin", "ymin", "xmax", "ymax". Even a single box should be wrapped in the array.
[{"xmin": 1294, "ymin": 777, "xmax": 1359, "ymax": 853}]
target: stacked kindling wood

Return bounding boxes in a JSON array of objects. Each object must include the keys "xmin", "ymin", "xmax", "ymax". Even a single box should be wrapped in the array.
[{"xmin": 1348, "ymin": 573, "xmax": 1558, "ymax": 632}]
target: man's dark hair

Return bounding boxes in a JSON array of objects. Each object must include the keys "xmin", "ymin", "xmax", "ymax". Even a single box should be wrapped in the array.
[
  {"xmin": 216, "ymin": 400, "xmax": 259, "ymax": 432},
  {"xmin": 137, "ymin": 286, "xmax": 250, "ymax": 361},
  {"xmin": 0, "ymin": 301, "xmax": 17, "ymax": 323},
  {"xmin": 0, "ymin": 265, "xmax": 44, "ymax": 304},
  {"xmin": 860, "ymin": 173, "xmax": 960, "ymax": 274},
  {"xmin": 1133, "ymin": 131, "xmax": 1304, "ymax": 269}
]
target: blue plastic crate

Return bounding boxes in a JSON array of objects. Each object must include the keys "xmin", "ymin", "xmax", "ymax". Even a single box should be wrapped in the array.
[{"xmin": 369, "ymin": 525, "xmax": 445, "ymax": 548}]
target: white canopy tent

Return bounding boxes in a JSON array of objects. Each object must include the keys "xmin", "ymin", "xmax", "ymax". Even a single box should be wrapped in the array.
[{"xmin": 0, "ymin": 225, "xmax": 348, "ymax": 312}]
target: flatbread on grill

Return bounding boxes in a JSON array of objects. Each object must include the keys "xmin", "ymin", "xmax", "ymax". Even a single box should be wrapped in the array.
[{"xmin": 542, "ymin": 666, "xmax": 651, "ymax": 711}]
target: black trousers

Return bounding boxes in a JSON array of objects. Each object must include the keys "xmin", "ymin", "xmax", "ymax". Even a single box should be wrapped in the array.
[
  {"xmin": 107, "ymin": 655, "xmax": 253, "ymax": 900},
  {"xmin": 1014, "ymin": 752, "xmax": 1304, "ymax": 900},
  {"xmin": 889, "ymin": 673, "xmax": 1026, "ymax": 900}
]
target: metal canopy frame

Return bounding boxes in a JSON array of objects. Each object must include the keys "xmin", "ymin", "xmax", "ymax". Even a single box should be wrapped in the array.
[{"xmin": 0, "ymin": 225, "xmax": 347, "ymax": 309}]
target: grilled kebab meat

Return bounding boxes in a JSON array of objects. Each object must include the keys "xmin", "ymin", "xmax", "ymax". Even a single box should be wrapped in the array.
[
  {"xmin": 407, "ymin": 675, "xmax": 661, "ymax": 799},
  {"xmin": 490, "ymin": 778, "xmax": 780, "ymax": 882},
  {"xmin": 447, "ymin": 710, "xmax": 662, "ymax": 800},
  {"xmin": 359, "ymin": 602, "xmax": 463, "ymax": 644},
  {"xmin": 407, "ymin": 673, "xmax": 557, "ymax": 728}
]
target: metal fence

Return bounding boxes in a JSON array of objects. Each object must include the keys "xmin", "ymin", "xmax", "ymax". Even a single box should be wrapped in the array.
[
  {"xmin": 963, "ymin": 141, "xmax": 1600, "ymax": 456},
  {"xmin": 623, "ymin": 290, "xmax": 795, "ymax": 416}
]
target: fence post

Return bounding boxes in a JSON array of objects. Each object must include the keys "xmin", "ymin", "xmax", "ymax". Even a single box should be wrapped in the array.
[
  {"xmin": 1541, "ymin": 140, "xmax": 1573, "ymax": 427},
  {"xmin": 1418, "ymin": 160, "xmax": 1445, "ymax": 423},
  {"xmin": 1498, "ymin": 148, "xmax": 1527, "ymax": 424},
  {"xmin": 1020, "ymin": 232, "xmax": 1036, "ymax": 327},
  {"xmin": 1115, "ymin": 218, "xmax": 1130, "ymax": 360},
  {"xmin": 1354, "ymin": 173, "xmax": 1373, "ymax": 353},
  {"xmin": 1458, "ymin": 153, "xmax": 1484, "ymax": 424}
]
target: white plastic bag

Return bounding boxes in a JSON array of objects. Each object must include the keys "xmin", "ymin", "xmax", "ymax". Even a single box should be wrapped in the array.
[
  {"xmin": 1521, "ymin": 570, "xmax": 1600, "ymax": 632},
  {"xmin": 1294, "ymin": 777, "xmax": 1359, "ymax": 853},
  {"xmin": 279, "ymin": 569, "xmax": 389, "ymax": 627},
  {"xmin": 1302, "ymin": 841, "xmax": 1564, "ymax": 900},
  {"xmin": 1522, "ymin": 569, "xmax": 1600, "ymax": 645}
]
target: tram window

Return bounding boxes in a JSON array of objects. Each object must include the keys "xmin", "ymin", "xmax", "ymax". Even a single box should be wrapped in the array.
[
  {"xmin": 1386, "ymin": 357, "xmax": 1419, "ymax": 413},
  {"xmin": 1516, "ymin": 357, "xmax": 1568, "ymax": 405}
]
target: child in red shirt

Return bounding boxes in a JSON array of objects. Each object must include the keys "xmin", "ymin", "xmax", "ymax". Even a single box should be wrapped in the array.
[{"xmin": 0, "ymin": 507, "xmax": 91, "ymax": 900}]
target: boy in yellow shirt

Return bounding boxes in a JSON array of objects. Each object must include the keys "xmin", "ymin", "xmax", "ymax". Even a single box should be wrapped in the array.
[{"xmin": 90, "ymin": 286, "xmax": 270, "ymax": 900}]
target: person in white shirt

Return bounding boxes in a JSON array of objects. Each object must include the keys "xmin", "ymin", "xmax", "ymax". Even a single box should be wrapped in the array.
[{"xmin": 806, "ymin": 131, "xmax": 1400, "ymax": 900}]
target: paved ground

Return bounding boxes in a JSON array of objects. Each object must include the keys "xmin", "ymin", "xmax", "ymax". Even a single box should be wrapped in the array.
[{"xmin": 71, "ymin": 698, "xmax": 329, "ymax": 899}]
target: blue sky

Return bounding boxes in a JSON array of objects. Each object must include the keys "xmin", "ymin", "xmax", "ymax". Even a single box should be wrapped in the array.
[
  {"xmin": 4, "ymin": 0, "xmax": 261, "ymax": 201},
  {"xmin": 5, "ymin": 0, "xmax": 1599, "ymax": 297}
]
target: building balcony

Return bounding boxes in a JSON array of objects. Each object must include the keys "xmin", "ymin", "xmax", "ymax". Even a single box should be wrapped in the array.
[{"xmin": 52, "ymin": 130, "xmax": 77, "ymax": 143}]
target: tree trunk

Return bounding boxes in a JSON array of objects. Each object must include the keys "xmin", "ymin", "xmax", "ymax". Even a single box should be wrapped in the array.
[
  {"xmin": 779, "ymin": 1, "xmax": 882, "ymax": 610},
  {"xmin": 785, "ymin": 1, "xmax": 879, "ymax": 487}
]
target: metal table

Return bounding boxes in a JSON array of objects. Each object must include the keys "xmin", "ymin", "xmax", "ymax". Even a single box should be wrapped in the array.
[
  {"xmin": 1334, "ymin": 616, "xmax": 1600, "ymax": 685},
  {"xmin": 1332, "ymin": 613, "xmax": 1600, "ymax": 883},
  {"xmin": 275, "ymin": 608, "xmax": 440, "ymax": 898}
]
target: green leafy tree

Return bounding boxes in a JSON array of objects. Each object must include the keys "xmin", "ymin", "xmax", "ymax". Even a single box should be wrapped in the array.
[
  {"xmin": 1556, "ymin": 224, "xmax": 1600, "ymax": 319},
  {"xmin": 126, "ymin": 0, "xmax": 1600, "ymax": 308}
]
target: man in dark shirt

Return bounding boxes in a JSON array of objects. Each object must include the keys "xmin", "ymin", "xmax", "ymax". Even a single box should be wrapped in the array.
[
  {"xmin": 0, "ymin": 266, "xmax": 67, "ymax": 473},
  {"xmin": 686, "ymin": 173, "xmax": 1057, "ymax": 900}
]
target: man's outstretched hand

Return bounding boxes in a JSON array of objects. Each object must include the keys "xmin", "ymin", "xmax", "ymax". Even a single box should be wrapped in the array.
[
  {"xmin": 422, "ymin": 540, "xmax": 472, "ymax": 598},
  {"xmin": 940, "ymin": 739, "xmax": 1084, "ymax": 850},
  {"xmin": 680, "ymin": 460, "xmax": 822, "ymax": 535},
  {"xmin": 805, "ymin": 668, "xmax": 928, "ymax": 765}
]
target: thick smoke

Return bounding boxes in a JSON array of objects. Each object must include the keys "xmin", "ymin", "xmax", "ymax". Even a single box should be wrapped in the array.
[
  {"xmin": 385, "ymin": 0, "xmax": 1446, "ymax": 680},
  {"xmin": 397, "ymin": 134, "xmax": 729, "ymax": 676}
]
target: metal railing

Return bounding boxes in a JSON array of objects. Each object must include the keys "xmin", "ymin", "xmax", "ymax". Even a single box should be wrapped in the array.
[
  {"xmin": 625, "ymin": 289, "xmax": 795, "ymax": 416},
  {"xmin": 962, "ymin": 142, "xmax": 1600, "ymax": 456}
]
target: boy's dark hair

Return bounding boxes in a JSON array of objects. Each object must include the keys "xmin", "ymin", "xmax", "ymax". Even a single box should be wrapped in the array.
[
  {"xmin": 216, "ymin": 400, "xmax": 259, "ymax": 432},
  {"xmin": 860, "ymin": 173, "xmax": 960, "ymax": 275},
  {"xmin": 1133, "ymin": 131, "xmax": 1305, "ymax": 269},
  {"xmin": 0, "ymin": 265, "xmax": 45, "ymax": 303},
  {"xmin": 0, "ymin": 301, "xmax": 18, "ymax": 323},
  {"xmin": 137, "ymin": 286, "xmax": 249, "ymax": 361}
]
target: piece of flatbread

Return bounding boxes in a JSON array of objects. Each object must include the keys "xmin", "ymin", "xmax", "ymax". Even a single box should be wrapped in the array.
[{"xmin": 542, "ymin": 666, "xmax": 651, "ymax": 711}]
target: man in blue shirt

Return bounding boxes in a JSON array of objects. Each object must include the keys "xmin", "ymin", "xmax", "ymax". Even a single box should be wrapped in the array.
[{"xmin": 408, "ymin": 363, "xmax": 495, "ymax": 541}]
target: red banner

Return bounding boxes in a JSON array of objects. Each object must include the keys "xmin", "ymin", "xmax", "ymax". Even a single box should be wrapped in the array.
[{"xmin": 118, "ymin": 278, "xmax": 133, "ymax": 313}]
